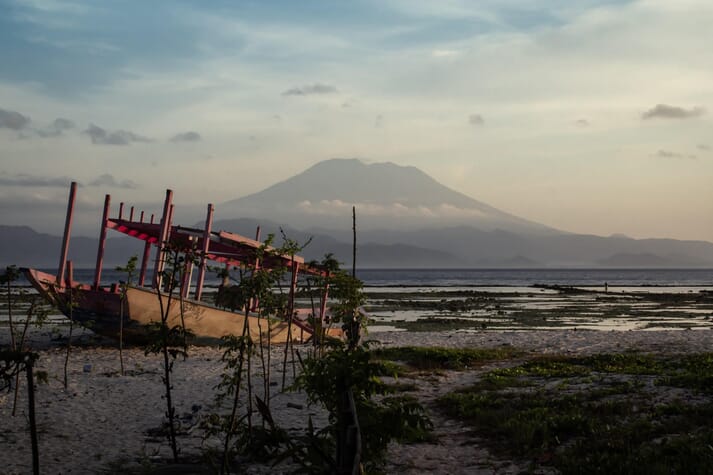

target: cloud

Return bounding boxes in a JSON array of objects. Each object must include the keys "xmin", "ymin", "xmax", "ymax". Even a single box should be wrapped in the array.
[
  {"xmin": 468, "ymin": 114, "xmax": 485, "ymax": 126},
  {"xmin": 0, "ymin": 173, "xmax": 73, "ymax": 187},
  {"xmin": 642, "ymin": 104, "xmax": 705, "ymax": 120},
  {"xmin": 170, "ymin": 131, "xmax": 201, "ymax": 142},
  {"xmin": 282, "ymin": 83, "xmax": 338, "ymax": 96},
  {"xmin": 296, "ymin": 200, "xmax": 485, "ymax": 218},
  {"xmin": 574, "ymin": 119, "xmax": 589, "ymax": 127},
  {"xmin": 0, "ymin": 108, "xmax": 31, "ymax": 130},
  {"xmin": 36, "ymin": 117, "xmax": 76, "ymax": 137},
  {"xmin": 88, "ymin": 174, "xmax": 138, "ymax": 189},
  {"xmin": 697, "ymin": 144, "xmax": 710, "ymax": 151},
  {"xmin": 83, "ymin": 123, "xmax": 152, "ymax": 145},
  {"xmin": 654, "ymin": 150, "xmax": 696, "ymax": 160}
]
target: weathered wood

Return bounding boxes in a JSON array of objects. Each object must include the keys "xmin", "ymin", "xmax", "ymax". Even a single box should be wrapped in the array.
[{"xmin": 57, "ymin": 181, "xmax": 77, "ymax": 287}]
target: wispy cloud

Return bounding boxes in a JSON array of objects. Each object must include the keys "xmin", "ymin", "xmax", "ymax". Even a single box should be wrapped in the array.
[
  {"xmin": 574, "ymin": 119, "xmax": 589, "ymax": 127},
  {"xmin": 0, "ymin": 108, "xmax": 31, "ymax": 130},
  {"xmin": 282, "ymin": 83, "xmax": 338, "ymax": 96},
  {"xmin": 36, "ymin": 117, "xmax": 75, "ymax": 137},
  {"xmin": 297, "ymin": 199, "xmax": 485, "ymax": 218},
  {"xmin": 88, "ymin": 174, "xmax": 138, "ymax": 189},
  {"xmin": 642, "ymin": 104, "xmax": 705, "ymax": 120},
  {"xmin": 0, "ymin": 173, "xmax": 73, "ymax": 187},
  {"xmin": 170, "ymin": 131, "xmax": 201, "ymax": 142},
  {"xmin": 83, "ymin": 124, "xmax": 152, "ymax": 145},
  {"xmin": 654, "ymin": 150, "xmax": 696, "ymax": 160},
  {"xmin": 697, "ymin": 144, "xmax": 710, "ymax": 151},
  {"xmin": 468, "ymin": 114, "xmax": 484, "ymax": 126}
]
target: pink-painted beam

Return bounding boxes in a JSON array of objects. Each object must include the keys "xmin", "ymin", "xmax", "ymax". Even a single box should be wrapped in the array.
[
  {"xmin": 93, "ymin": 194, "xmax": 111, "ymax": 290},
  {"xmin": 66, "ymin": 260, "xmax": 73, "ymax": 288},
  {"xmin": 152, "ymin": 190, "xmax": 173, "ymax": 289},
  {"xmin": 250, "ymin": 226, "xmax": 262, "ymax": 311},
  {"xmin": 139, "ymin": 239, "xmax": 152, "ymax": 287},
  {"xmin": 193, "ymin": 203, "xmax": 214, "ymax": 301},
  {"xmin": 56, "ymin": 182, "xmax": 77, "ymax": 288}
]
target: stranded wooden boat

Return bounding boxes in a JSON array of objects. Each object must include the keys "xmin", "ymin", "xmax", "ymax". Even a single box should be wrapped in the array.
[{"xmin": 23, "ymin": 183, "xmax": 340, "ymax": 344}]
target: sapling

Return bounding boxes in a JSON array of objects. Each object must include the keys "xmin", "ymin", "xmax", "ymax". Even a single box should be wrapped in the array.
[
  {"xmin": 145, "ymin": 241, "xmax": 193, "ymax": 463},
  {"xmin": 116, "ymin": 255, "xmax": 138, "ymax": 376}
]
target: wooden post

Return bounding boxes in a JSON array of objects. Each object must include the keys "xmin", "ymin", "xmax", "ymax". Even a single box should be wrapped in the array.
[
  {"xmin": 129, "ymin": 206, "xmax": 135, "ymax": 222},
  {"xmin": 118, "ymin": 202, "xmax": 124, "ymax": 220},
  {"xmin": 140, "ymin": 210, "xmax": 145, "ymax": 223},
  {"xmin": 250, "ymin": 226, "xmax": 262, "ymax": 311},
  {"xmin": 66, "ymin": 260, "xmax": 73, "ymax": 288},
  {"xmin": 26, "ymin": 356, "xmax": 39, "ymax": 475},
  {"xmin": 57, "ymin": 181, "xmax": 77, "ymax": 288},
  {"xmin": 93, "ymin": 194, "xmax": 111, "ymax": 290},
  {"xmin": 288, "ymin": 261, "xmax": 300, "ymax": 321},
  {"xmin": 181, "ymin": 237, "xmax": 195, "ymax": 299},
  {"xmin": 319, "ymin": 274, "xmax": 330, "ymax": 326},
  {"xmin": 352, "ymin": 206, "xmax": 356, "ymax": 278},
  {"xmin": 194, "ymin": 204, "xmax": 214, "ymax": 301},
  {"xmin": 138, "ymin": 240, "xmax": 151, "ymax": 287},
  {"xmin": 152, "ymin": 190, "xmax": 173, "ymax": 289}
]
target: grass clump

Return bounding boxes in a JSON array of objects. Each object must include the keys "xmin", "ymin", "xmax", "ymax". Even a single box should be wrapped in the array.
[
  {"xmin": 372, "ymin": 345, "xmax": 524, "ymax": 371},
  {"xmin": 437, "ymin": 352, "xmax": 713, "ymax": 474}
]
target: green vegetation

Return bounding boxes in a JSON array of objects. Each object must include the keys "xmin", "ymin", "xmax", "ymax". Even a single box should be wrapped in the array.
[
  {"xmin": 372, "ymin": 345, "xmax": 524, "ymax": 371},
  {"xmin": 437, "ymin": 351, "xmax": 713, "ymax": 474}
]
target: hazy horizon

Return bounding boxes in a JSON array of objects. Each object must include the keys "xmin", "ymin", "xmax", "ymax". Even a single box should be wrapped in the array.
[{"xmin": 1, "ymin": 1, "xmax": 712, "ymax": 241}]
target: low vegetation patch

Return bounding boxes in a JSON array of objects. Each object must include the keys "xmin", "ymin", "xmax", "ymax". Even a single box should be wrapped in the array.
[
  {"xmin": 372, "ymin": 345, "xmax": 524, "ymax": 371},
  {"xmin": 438, "ymin": 352, "xmax": 713, "ymax": 474}
]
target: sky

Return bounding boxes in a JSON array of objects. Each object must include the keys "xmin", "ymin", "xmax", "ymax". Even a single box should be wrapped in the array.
[{"xmin": 0, "ymin": 0, "xmax": 712, "ymax": 240}]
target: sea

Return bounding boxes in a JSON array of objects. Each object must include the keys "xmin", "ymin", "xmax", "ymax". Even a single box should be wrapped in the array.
[
  {"xmin": 4, "ymin": 268, "xmax": 713, "ymax": 330},
  {"xmin": 22, "ymin": 267, "xmax": 713, "ymax": 289}
]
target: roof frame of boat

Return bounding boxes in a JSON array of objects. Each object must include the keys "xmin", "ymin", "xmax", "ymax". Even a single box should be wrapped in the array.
[{"xmin": 55, "ymin": 183, "xmax": 329, "ymax": 305}]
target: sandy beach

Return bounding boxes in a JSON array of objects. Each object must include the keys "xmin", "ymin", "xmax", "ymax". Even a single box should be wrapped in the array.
[{"xmin": 2, "ymin": 325, "xmax": 712, "ymax": 474}]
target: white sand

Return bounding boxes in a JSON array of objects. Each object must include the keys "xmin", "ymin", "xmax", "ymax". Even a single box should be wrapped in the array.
[{"xmin": 2, "ymin": 328, "xmax": 712, "ymax": 474}]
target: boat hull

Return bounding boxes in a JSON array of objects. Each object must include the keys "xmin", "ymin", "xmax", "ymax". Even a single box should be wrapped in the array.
[{"xmin": 22, "ymin": 268, "xmax": 321, "ymax": 344}]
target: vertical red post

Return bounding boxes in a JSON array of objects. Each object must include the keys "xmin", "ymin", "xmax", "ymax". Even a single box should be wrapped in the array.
[
  {"xmin": 140, "ymin": 210, "xmax": 145, "ymax": 223},
  {"xmin": 250, "ymin": 226, "xmax": 262, "ymax": 311},
  {"xmin": 129, "ymin": 206, "xmax": 135, "ymax": 222},
  {"xmin": 65, "ymin": 260, "xmax": 73, "ymax": 288},
  {"xmin": 56, "ymin": 182, "xmax": 77, "ymax": 287},
  {"xmin": 319, "ymin": 272, "xmax": 330, "ymax": 326},
  {"xmin": 118, "ymin": 202, "xmax": 124, "ymax": 220},
  {"xmin": 181, "ymin": 237, "xmax": 195, "ymax": 299},
  {"xmin": 93, "ymin": 194, "xmax": 111, "ymax": 290},
  {"xmin": 194, "ymin": 203, "xmax": 214, "ymax": 301},
  {"xmin": 288, "ymin": 261, "xmax": 300, "ymax": 321},
  {"xmin": 138, "ymin": 240, "xmax": 151, "ymax": 287},
  {"xmin": 152, "ymin": 190, "xmax": 173, "ymax": 289}
]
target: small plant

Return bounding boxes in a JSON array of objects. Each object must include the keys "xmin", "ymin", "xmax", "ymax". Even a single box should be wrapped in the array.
[
  {"xmin": 116, "ymin": 255, "xmax": 138, "ymax": 376},
  {"xmin": 144, "ymin": 241, "xmax": 195, "ymax": 463},
  {"xmin": 1, "ymin": 350, "xmax": 41, "ymax": 475},
  {"xmin": 295, "ymin": 342, "xmax": 433, "ymax": 472},
  {"xmin": 1, "ymin": 266, "xmax": 49, "ymax": 415}
]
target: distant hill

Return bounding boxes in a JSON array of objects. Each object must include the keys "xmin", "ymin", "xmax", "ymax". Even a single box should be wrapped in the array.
[
  {"xmin": 3, "ymin": 158, "xmax": 713, "ymax": 269},
  {"xmin": 0, "ymin": 225, "xmax": 147, "ymax": 268}
]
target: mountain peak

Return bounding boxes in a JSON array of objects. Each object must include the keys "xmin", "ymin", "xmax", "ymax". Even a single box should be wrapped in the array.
[{"xmin": 221, "ymin": 158, "xmax": 555, "ymax": 233}]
